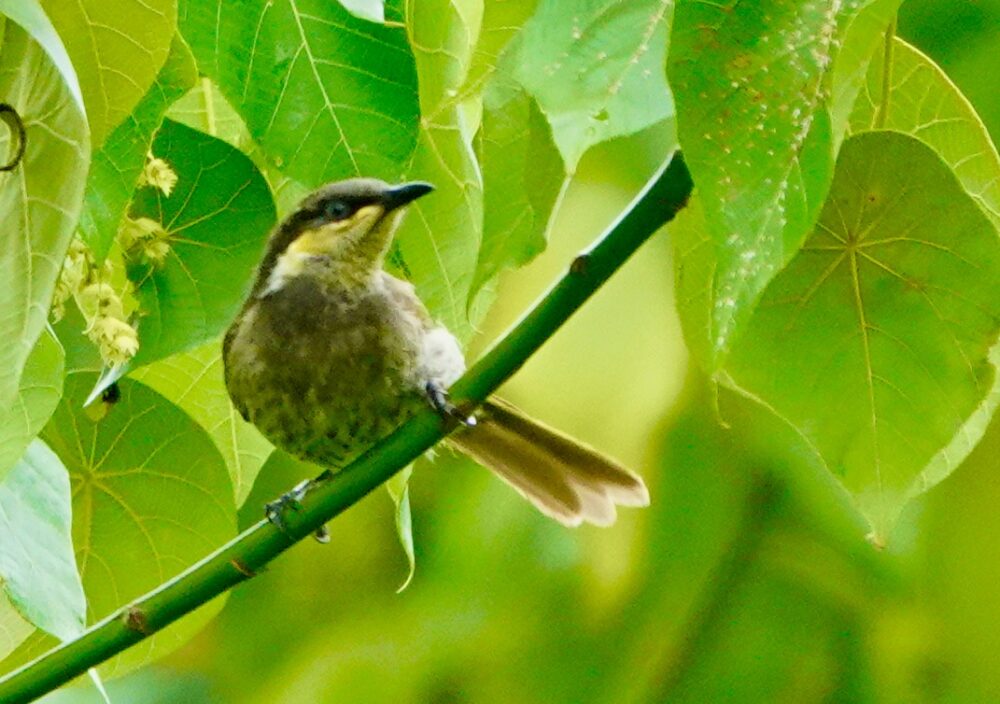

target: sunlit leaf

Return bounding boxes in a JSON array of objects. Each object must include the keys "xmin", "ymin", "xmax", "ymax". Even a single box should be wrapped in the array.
[
  {"xmin": 336, "ymin": 0, "xmax": 384, "ymax": 24},
  {"xmin": 849, "ymin": 38, "xmax": 1000, "ymax": 231},
  {"xmin": 36, "ymin": 373, "xmax": 236, "ymax": 676},
  {"xmin": 0, "ymin": 18, "xmax": 88, "ymax": 406},
  {"xmin": 394, "ymin": 0, "xmax": 483, "ymax": 339},
  {"xmin": 38, "ymin": 0, "xmax": 176, "ymax": 147},
  {"xmin": 0, "ymin": 440, "xmax": 86, "ymax": 642},
  {"xmin": 130, "ymin": 340, "xmax": 273, "ymax": 505},
  {"xmin": 126, "ymin": 118, "xmax": 276, "ymax": 368},
  {"xmin": 669, "ymin": 0, "xmax": 900, "ymax": 371},
  {"xmin": 386, "ymin": 466, "xmax": 415, "ymax": 592},
  {"xmin": 79, "ymin": 34, "xmax": 198, "ymax": 260},
  {"xmin": 178, "ymin": 0, "xmax": 419, "ymax": 186},
  {"xmin": 0, "ymin": 330, "xmax": 63, "ymax": 483},
  {"xmin": 726, "ymin": 131, "xmax": 1000, "ymax": 540},
  {"xmin": 0, "ymin": 594, "xmax": 33, "ymax": 662},
  {"xmin": 508, "ymin": 0, "xmax": 673, "ymax": 171},
  {"xmin": 461, "ymin": 0, "xmax": 541, "ymax": 95}
]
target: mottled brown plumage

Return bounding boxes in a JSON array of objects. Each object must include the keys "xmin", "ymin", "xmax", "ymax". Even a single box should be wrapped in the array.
[{"xmin": 223, "ymin": 178, "xmax": 649, "ymax": 526}]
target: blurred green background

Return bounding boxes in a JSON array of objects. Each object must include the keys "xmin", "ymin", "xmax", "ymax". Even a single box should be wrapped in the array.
[{"xmin": 44, "ymin": 2, "xmax": 1000, "ymax": 701}]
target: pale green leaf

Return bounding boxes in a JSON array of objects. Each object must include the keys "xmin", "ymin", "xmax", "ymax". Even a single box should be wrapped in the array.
[
  {"xmin": 336, "ymin": 0, "xmax": 384, "ymax": 23},
  {"xmin": 37, "ymin": 373, "xmax": 236, "ymax": 676},
  {"xmin": 393, "ymin": 0, "xmax": 483, "ymax": 340},
  {"xmin": 0, "ymin": 440, "xmax": 86, "ymax": 641},
  {"xmin": 39, "ymin": 0, "xmax": 176, "ymax": 147},
  {"xmin": 79, "ymin": 34, "xmax": 198, "ymax": 260},
  {"xmin": 0, "ymin": 0, "xmax": 83, "ymax": 112},
  {"xmin": 0, "ymin": 594, "xmax": 33, "ymax": 662},
  {"xmin": 461, "ymin": 0, "xmax": 541, "ymax": 95},
  {"xmin": 0, "ymin": 330, "xmax": 63, "ymax": 484},
  {"xmin": 0, "ymin": 20, "xmax": 89, "ymax": 406},
  {"xmin": 385, "ymin": 466, "xmax": 415, "ymax": 592},
  {"xmin": 726, "ymin": 131, "xmax": 1000, "ymax": 540},
  {"xmin": 178, "ymin": 0, "xmax": 419, "ymax": 186},
  {"xmin": 130, "ymin": 340, "xmax": 274, "ymax": 506},
  {"xmin": 669, "ymin": 0, "xmax": 900, "ymax": 371},
  {"xmin": 849, "ymin": 38, "xmax": 1000, "ymax": 231},
  {"xmin": 508, "ymin": 0, "xmax": 673, "ymax": 170},
  {"xmin": 126, "ymin": 118, "xmax": 276, "ymax": 368}
]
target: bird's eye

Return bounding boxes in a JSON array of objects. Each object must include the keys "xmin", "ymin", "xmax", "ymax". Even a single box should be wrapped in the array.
[{"xmin": 324, "ymin": 200, "xmax": 352, "ymax": 221}]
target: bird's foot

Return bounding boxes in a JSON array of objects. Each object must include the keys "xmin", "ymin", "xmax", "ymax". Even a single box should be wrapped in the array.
[
  {"xmin": 265, "ymin": 473, "xmax": 332, "ymax": 543},
  {"xmin": 425, "ymin": 381, "xmax": 476, "ymax": 428}
]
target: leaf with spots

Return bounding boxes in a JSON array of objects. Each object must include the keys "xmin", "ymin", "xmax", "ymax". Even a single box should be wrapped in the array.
[
  {"xmin": 506, "ymin": 0, "xmax": 673, "ymax": 171},
  {"xmin": 393, "ymin": 0, "xmax": 483, "ymax": 339},
  {"xmin": 21, "ymin": 373, "xmax": 236, "ymax": 676},
  {"xmin": 726, "ymin": 131, "xmax": 1000, "ymax": 540},
  {"xmin": 669, "ymin": 0, "xmax": 901, "ymax": 371},
  {"xmin": 130, "ymin": 340, "xmax": 274, "ymax": 506},
  {"xmin": 125, "ymin": 118, "xmax": 276, "ymax": 369},
  {"xmin": 0, "ymin": 440, "xmax": 86, "ymax": 644},
  {"xmin": 0, "ymin": 329, "xmax": 63, "ymax": 484},
  {"xmin": 0, "ymin": 16, "xmax": 89, "ymax": 407},
  {"xmin": 849, "ymin": 37, "xmax": 1000, "ymax": 231},
  {"xmin": 178, "ymin": 0, "xmax": 419, "ymax": 186},
  {"xmin": 38, "ymin": 0, "xmax": 176, "ymax": 148},
  {"xmin": 79, "ymin": 34, "xmax": 198, "ymax": 260}
]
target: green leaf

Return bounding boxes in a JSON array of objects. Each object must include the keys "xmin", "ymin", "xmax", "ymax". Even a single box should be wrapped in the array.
[
  {"xmin": 126, "ymin": 118, "xmax": 276, "ymax": 368},
  {"xmin": 130, "ymin": 340, "xmax": 274, "ymax": 506},
  {"xmin": 393, "ymin": 0, "xmax": 483, "ymax": 339},
  {"xmin": 0, "ymin": 440, "xmax": 86, "ymax": 642},
  {"xmin": 0, "ymin": 594, "xmax": 33, "ymax": 662},
  {"xmin": 849, "ymin": 38, "xmax": 1000, "ymax": 231},
  {"xmin": 473, "ymin": 84, "xmax": 563, "ymax": 298},
  {"xmin": 461, "ymin": 0, "xmax": 542, "ymax": 95},
  {"xmin": 508, "ymin": 0, "xmax": 673, "ymax": 170},
  {"xmin": 336, "ymin": 0, "xmax": 384, "ymax": 23},
  {"xmin": 178, "ymin": 0, "xmax": 419, "ymax": 186},
  {"xmin": 668, "ymin": 0, "xmax": 900, "ymax": 370},
  {"xmin": 79, "ymin": 34, "xmax": 198, "ymax": 260},
  {"xmin": 39, "ymin": 373, "xmax": 236, "ymax": 675},
  {"xmin": 38, "ymin": 0, "xmax": 176, "ymax": 148},
  {"xmin": 385, "ymin": 466, "xmax": 415, "ymax": 592},
  {"xmin": 0, "ymin": 330, "xmax": 63, "ymax": 483},
  {"xmin": 0, "ymin": 0, "xmax": 84, "ymax": 112},
  {"xmin": 0, "ymin": 19, "xmax": 89, "ymax": 406},
  {"xmin": 726, "ymin": 131, "xmax": 1000, "ymax": 540}
]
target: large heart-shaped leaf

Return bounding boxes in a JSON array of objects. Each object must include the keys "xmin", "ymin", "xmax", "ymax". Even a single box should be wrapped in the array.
[
  {"xmin": 38, "ymin": 0, "xmax": 176, "ymax": 148},
  {"xmin": 726, "ymin": 131, "xmax": 1000, "ymax": 540},
  {"xmin": 127, "ymin": 118, "xmax": 276, "ymax": 368},
  {"xmin": 0, "ymin": 18, "xmax": 88, "ymax": 406}
]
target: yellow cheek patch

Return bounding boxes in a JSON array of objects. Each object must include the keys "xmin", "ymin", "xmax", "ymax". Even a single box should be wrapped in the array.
[{"xmin": 287, "ymin": 204, "xmax": 385, "ymax": 256}]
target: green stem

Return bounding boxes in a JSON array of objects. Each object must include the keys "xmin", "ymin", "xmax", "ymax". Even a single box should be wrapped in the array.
[
  {"xmin": 0, "ymin": 152, "xmax": 692, "ymax": 704},
  {"xmin": 874, "ymin": 17, "xmax": 897, "ymax": 129}
]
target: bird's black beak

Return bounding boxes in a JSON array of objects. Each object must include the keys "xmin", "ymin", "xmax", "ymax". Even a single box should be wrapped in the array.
[{"xmin": 382, "ymin": 181, "xmax": 434, "ymax": 212}]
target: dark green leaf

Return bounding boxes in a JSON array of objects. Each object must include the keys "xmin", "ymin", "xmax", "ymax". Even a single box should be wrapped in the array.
[{"xmin": 127, "ymin": 118, "xmax": 276, "ymax": 368}]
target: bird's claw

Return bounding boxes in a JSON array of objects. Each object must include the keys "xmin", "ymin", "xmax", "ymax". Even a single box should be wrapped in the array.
[
  {"xmin": 425, "ymin": 381, "xmax": 476, "ymax": 428},
  {"xmin": 264, "ymin": 478, "xmax": 332, "ymax": 543}
]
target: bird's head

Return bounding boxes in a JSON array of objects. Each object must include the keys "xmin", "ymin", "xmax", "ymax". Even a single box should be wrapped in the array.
[{"xmin": 254, "ymin": 178, "xmax": 433, "ymax": 294}]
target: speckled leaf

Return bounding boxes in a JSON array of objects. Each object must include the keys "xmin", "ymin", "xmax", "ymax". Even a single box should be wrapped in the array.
[
  {"xmin": 0, "ymin": 440, "xmax": 86, "ymax": 642},
  {"xmin": 130, "ymin": 341, "xmax": 273, "ymax": 505},
  {"xmin": 0, "ymin": 19, "xmax": 88, "ymax": 406},
  {"xmin": 178, "ymin": 0, "xmax": 419, "ymax": 186},
  {"xmin": 473, "ymin": 84, "xmax": 562, "ymax": 298},
  {"xmin": 38, "ymin": 373, "xmax": 236, "ymax": 676},
  {"xmin": 726, "ymin": 132, "xmax": 1000, "ymax": 540},
  {"xmin": 849, "ymin": 38, "xmax": 1000, "ymax": 231},
  {"xmin": 669, "ymin": 0, "xmax": 900, "ymax": 371},
  {"xmin": 79, "ymin": 34, "xmax": 198, "ymax": 260},
  {"xmin": 0, "ymin": 330, "xmax": 63, "ymax": 484},
  {"xmin": 507, "ymin": 0, "xmax": 673, "ymax": 170},
  {"xmin": 126, "ymin": 118, "xmax": 276, "ymax": 368},
  {"xmin": 39, "ymin": 0, "xmax": 176, "ymax": 147},
  {"xmin": 393, "ymin": 0, "xmax": 483, "ymax": 340}
]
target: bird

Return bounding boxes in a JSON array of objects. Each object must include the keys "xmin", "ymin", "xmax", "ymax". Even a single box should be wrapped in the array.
[{"xmin": 222, "ymin": 178, "xmax": 649, "ymax": 527}]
